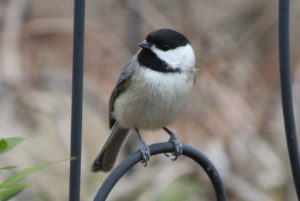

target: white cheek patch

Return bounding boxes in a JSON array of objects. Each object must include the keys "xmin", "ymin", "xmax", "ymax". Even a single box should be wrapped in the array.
[{"xmin": 151, "ymin": 44, "xmax": 195, "ymax": 71}]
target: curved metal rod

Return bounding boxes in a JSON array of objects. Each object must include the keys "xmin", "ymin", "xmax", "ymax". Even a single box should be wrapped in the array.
[
  {"xmin": 278, "ymin": 0, "xmax": 300, "ymax": 199},
  {"xmin": 93, "ymin": 142, "xmax": 227, "ymax": 201}
]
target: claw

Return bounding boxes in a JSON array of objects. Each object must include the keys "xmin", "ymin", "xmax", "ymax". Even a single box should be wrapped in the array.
[
  {"xmin": 139, "ymin": 142, "xmax": 150, "ymax": 166},
  {"xmin": 163, "ymin": 127, "xmax": 183, "ymax": 161},
  {"xmin": 164, "ymin": 152, "xmax": 171, "ymax": 157},
  {"xmin": 136, "ymin": 129, "xmax": 150, "ymax": 166},
  {"xmin": 169, "ymin": 135, "xmax": 183, "ymax": 160}
]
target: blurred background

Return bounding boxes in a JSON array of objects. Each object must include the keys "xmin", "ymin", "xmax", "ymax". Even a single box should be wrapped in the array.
[{"xmin": 1, "ymin": 0, "xmax": 300, "ymax": 200}]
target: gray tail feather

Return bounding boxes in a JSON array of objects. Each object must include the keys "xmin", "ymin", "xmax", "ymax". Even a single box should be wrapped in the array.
[{"xmin": 91, "ymin": 122, "xmax": 130, "ymax": 172}]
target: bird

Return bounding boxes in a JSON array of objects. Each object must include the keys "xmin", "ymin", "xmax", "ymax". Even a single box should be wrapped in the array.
[{"xmin": 91, "ymin": 28, "xmax": 196, "ymax": 172}]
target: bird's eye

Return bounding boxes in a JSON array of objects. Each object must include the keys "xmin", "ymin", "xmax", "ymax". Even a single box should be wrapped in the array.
[{"xmin": 162, "ymin": 45, "xmax": 170, "ymax": 50}]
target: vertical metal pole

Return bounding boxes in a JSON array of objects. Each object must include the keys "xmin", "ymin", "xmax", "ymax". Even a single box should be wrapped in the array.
[
  {"xmin": 69, "ymin": 0, "xmax": 85, "ymax": 200},
  {"xmin": 278, "ymin": 0, "xmax": 300, "ymax": 199}
]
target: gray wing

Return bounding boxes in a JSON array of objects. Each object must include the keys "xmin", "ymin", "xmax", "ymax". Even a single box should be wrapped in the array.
[{"xmin": 109, "ymin": 56, "xmax": 138, "ymax": 128}]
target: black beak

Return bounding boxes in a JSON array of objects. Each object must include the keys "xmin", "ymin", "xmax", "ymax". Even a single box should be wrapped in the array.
[{"xmin": 138, "ymin": 41, "xmax": 152, "ymax": 50}]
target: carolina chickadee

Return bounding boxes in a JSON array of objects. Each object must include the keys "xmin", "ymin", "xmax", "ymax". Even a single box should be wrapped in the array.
[{"xmin": 91, "ymin": 29, "xmax": 196, "ymax": 172}]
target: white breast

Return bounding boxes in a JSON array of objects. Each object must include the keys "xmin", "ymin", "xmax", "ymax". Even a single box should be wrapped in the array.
[{"xmin": 113, "ymin": 68, "xmax": 194, "ymax": 130}]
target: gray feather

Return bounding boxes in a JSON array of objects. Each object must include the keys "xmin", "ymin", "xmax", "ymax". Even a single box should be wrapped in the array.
[
  {"xmin": 109, "ymin": 55, "xmax": 139, "ymax": 128},
  {"xmin": 91, "ymin": 122, "xmax": 130, "ymax": 172}
]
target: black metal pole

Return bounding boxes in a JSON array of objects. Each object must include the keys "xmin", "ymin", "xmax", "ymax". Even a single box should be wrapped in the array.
[
  {"xmin": 69, "ymin": 0, "xmax": 85, "ymax": 200},
  {"xmin": 278, "ymin": 0, "xmax": 300, "ymax": 199},
  {"xmin": 93, "ymin": 142, "xmax": 227, "ymax": 201}
]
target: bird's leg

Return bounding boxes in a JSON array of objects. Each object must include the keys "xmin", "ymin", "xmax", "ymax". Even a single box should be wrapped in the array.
[
  {"xmin": 135, "ymin": 128, "xmax": 150, "ymax": 166},
  {"xmin": 163, "ymin": 127, "xmax": 183, "ymax": 161}
]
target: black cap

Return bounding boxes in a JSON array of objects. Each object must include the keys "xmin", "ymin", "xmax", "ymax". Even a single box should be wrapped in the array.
[{"xmin": 145, "ymin": 29, "xmax": 190, "ymax": 51}]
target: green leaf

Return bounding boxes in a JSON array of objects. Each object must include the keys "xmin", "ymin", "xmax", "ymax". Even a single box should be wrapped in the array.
[
  {"xmin": 1, "ymin": 157, "xmax": 73, "ymax": 186},
  {"xmin": 0, "ymin": 184, "xmax": 30, "ymax": 190},
  {"xmin": 0, "ymin": 166, "xmax": 18, "ymax": 171},
  {"xmin": 0, "ymin": 139, "xmax": 8, "ymax": 153},
  {"xmin": 0, "ymin": 137, "xmax": 24, "ymax": 155},
  {"xmin": 0, "ymin": 167, "xmax": 18, "ymax": 176},
  {"xmin": 0, "ymin": 184, "xmax": 28, "ymax": 201}
]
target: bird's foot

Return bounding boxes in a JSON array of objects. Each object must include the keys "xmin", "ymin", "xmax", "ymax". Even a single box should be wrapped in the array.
[
  {"xmin": 138, "ymin": 139, "xmax": 150, "ymax": 166},
  {"xmin": 163, "ymin": 127, "xmax": 183, "ymax": 161},
  {"xmin": 136, "ymin": 129, "xmax": 150, "ymax": 166}
]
